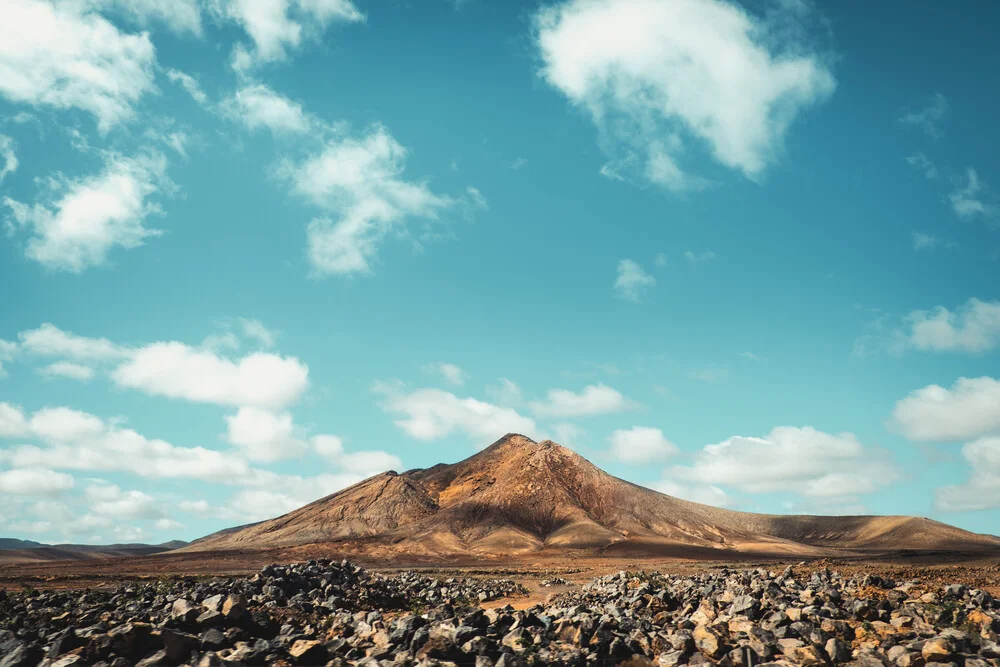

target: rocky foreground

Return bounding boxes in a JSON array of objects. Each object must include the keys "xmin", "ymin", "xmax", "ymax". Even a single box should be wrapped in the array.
[{"xmin": 1, "ymin": 561, "xmax": 999, "ymax": 667}]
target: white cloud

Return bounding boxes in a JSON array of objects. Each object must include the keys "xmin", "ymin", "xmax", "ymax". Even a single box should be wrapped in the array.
[
  {"xmin": 935, "ymin": 437, "xmax": 1000, "ymax": 512},
  {"xmin": 738, "ymin": 351, "xmax": 763, "ymax": 362},
  {"xmin": 0, "ymin": 403, "xmax": 28, "ymax": 437},
  {"xmin": 281, "ymin": 125, "xmax": 458, "ymax": 276},
  {"xmin": 210, "ymin": 0, "xmax": 364, "ymax": 68},
  {"xmin": 3, "ymin": 151, "xmax": 171, "ymax": 272},
  {"xmin": 688, "ymin": 367, "xmax": 728, "ymax": 382},
  {"xmin": 510, "ymin": 157, "xmax": 528, "ymax": 170},
  {"xmin": 905, "ymin": 153, "xmax": 936, "ymax": 180},
  {"xmin": 224, "ymin": 83, "xmax": 310, "ymax": 134},
  {"xmin": 85, "ymin": 483, "xmax": 166, "ymax": 519},
  {"xmin": 903, "ymin": 298, "xmax": 1000, "ymax": 353},
  {"xmin": 484, "ymin": 378, "xmax": 523, "ymax": 406},
  {"xmin": 651, "ymin": 480, "xmax": 728, "ymax": 507},
  {"xmin": 912, "ymin": 232, "xmax": 940, "ymax": 251},
  {"xmin": 112, "ymin": 342, "xmax": 309, "ymax": 409},
  {"xmin": 949, "ymin": 168, "xmax": 991, "ymax": 219},
  {"xmin": 0, "ymin": 135, "xmax": 16, "ymax": 183},
  {"xmin": 424, "ymin": 362, "xmax": 468, "ymax": 387},
  {"xmin": 2, "ymin": 406, "xmax": 254, "ymax": 482},
  {"xmin": 539, "ymin": 422, "xmax": 581, "ymax": 448},
  {"xmin": 165, "ymin": 68, "xmax": 208, "ymax": 105},
  {"xmin": 684, "ymin": 249, "xmax": 717, "ymax": 263},
  {"xmin": 338, "ymin": 450, "xmax": 402, "ymax": 476},
  {"xmin": 614, "ymin": 259, "xmax": 655, "ymax": 302},
  {"xmin": 0, "ymin": 468, "xmax": 74, "ymax": 495},
  {"xmin": 654, "ymin": 252, "xmax": 668, "ymax": 268},
  {"xmin": 534, "ymin": 0, "xmax": 834, "ymax": 190},
  {"xmin": 17, "ymin": 323, "xmax": 126, "ymax": 362},
  {"xmin": 39, "ymin": 361, "xmax": 95, "ymax": 381},
  {"xmin": 899, "ymin": 93, "xmax": 947, "ymax": 138},
  {"xmin": 374, "ymin": 382, "xmax": 537, "ymax": 442},
  {"xmin": 0, "ymin": 339, "xmax": 16, "ymax": 377},
  {"xmin": 224, "ymin": 406, "xmax": 308, "ymax": 462},
  {"xmin": 889, "ymin": 376, "xmax": 1000, "ymax": 443},
  {"xmin": 665, "ymin": 426, "xmax": 897, "ymax": 501},
  {"xmin": 0, "ymin": 0, "xmax": 157, "ymax": 131},
  {"xmin": 608, "ymin": 426, "xmax": 678, "ymax": 464},
  {"xmin": 529, "ymin": 383, "xmax": 635, "ymax": 418},
  {"xmin": 87, "ymin": 0, "xmax": 203, "ymax": 35},
  {"xmin": 238, "ymin": 318, "xmax": 277, "ymax": 348}
]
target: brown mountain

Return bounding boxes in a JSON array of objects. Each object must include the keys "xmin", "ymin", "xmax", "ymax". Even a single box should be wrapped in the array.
[{"xmin": 185, "ymin": 434, "xmax": 1000, "ymax": 560}]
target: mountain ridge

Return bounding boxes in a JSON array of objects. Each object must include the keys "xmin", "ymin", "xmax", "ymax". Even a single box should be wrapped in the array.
[{"xmin": 184, "ymin": 434, "xmax": 1000, "ymax": 559}]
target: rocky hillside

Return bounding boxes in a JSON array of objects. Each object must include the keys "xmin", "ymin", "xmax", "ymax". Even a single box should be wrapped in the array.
[{"xmin": 185, "ymin": 434, "xmax": 1000, "ymax": 559}]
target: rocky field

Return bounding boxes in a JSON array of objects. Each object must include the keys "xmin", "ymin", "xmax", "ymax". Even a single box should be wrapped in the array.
[{"xmin": 1, "ymin": 559, "xmax": 1000, "ymax": 667}]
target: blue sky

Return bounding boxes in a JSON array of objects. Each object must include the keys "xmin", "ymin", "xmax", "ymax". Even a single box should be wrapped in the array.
[{"xmin": 1, "ymin": 0, "xmax": 999, "ymax": 545}]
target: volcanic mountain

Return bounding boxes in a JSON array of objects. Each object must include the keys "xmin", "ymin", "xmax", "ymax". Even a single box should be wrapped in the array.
[{"xmin": 185, "ymin": 434, "xmax": 1000, "ymax": 559}]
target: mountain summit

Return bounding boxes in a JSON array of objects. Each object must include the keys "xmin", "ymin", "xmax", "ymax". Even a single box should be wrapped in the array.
[{"xmin": 186, "ymin": 434, "xmax": 1000, "ymax": 559}]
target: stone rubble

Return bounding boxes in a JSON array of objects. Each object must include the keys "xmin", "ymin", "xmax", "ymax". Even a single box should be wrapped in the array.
[{"xmin": 1, "ymin": 561, "xmax": 999, "ymax": 666}]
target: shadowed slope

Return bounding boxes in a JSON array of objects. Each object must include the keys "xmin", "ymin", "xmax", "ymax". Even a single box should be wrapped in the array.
[{"xmin": 185, "ymin": 434, "xmax": 1000, "ymax": 558}]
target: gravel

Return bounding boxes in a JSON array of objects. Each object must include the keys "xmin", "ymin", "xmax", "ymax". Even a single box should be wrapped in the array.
[{"xmin": 1, "ymin": 561, "xmax": 999, "ymax": 666}]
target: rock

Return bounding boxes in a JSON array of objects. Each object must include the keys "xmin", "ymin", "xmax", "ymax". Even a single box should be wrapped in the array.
[
  {"xmin": 692, "ymin": 625, "xmax": 724, "ymax": 658},
  {"xmin": 826, "ymin": 637, "xmax": 852, "ymax": 662},
  {"xmin": 160, "ymin": 628, "xmax": 198, "ymax": 662},
  {"xmin": 171, "ymin": 598, "xmax": 198, "ymax": 624},
  {"xmin": 289, "ymin": 639, "xmax": 327, "ymax": 662},
  {"xmin": 135, "ymin": 650, "xmax": 170, "ymax": 667},
  {"xmin": 783, "ymin": 644, "xmax": 826, "ymax": 666},
  {"xmin": 922, "ymin": 637, "xmax": 954, "ymax": 663}
]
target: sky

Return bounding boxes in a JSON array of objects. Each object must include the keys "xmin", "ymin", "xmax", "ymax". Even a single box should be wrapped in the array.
[{"xmin": 0, "ymin": 0, "xmax": 999, "ymax": 546}]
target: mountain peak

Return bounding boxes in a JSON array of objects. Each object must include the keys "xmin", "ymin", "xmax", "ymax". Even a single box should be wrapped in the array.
[{"xmin": 184, "ymin": 433, "xmax": 1000, "ymax": 558}]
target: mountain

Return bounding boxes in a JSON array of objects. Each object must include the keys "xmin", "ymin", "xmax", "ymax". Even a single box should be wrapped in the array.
[
  {"xmin": 0, "ymin": 540, "xmax": 188, "ymax": 564},
  {"xmin": 185, "ymin": 434, "xmax": 1000, "ymax": 560}
]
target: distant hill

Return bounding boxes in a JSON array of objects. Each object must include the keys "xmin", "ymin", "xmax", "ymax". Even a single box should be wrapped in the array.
[
  {"xmin": 0, "ymin": 538, "xmax": 45, "ymax": 550},
  {"xmin": 185, "ymin": 434, "xmax": 1000, "ymax": 560},
  {"xmin": 0, "ymin": 539, "xmax": 189, "ymax": 564}
]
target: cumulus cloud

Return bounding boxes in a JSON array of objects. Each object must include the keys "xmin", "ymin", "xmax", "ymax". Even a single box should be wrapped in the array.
[
  {"xmin": 614, "ymin": 259, "xmax": 655, "ymax": 302},
  {"xmin": 899, "ymin": 92, "xmax": 948, "ymax": 138},
  {"xmin": 684, "ymin": 250, "xmax": 717, "ymax": 263},
  {"xmin": 889, "ymin": 376, "xmax": 1000, "ymax": 443},
  {"xmin": 608, "ymin": 426, "xmax": 678, "ymax": 464},
  {"xmin": 238, "ymin": 318, "xmax": 277, "ymax": 348},
  {"xmin": 903, "ymin": 298, "xmax": 1000, "ymax": 353},
  {"xmin": 0, "ymin": 0, "xmax": 157, "ymax": 131},
  {"xmin": 374, "ymin": 381, "xmax": 537, "ymax": 443},
  {"xmin": 528, "ymin": 383, "xmax": 636, "ymax": 418},
  {"xmin": 3, "ymin": 151, "xmax": 172, "ymax": 272},
  {"xmin": 905, "ymin": 153, "xmax": 937, "ymax": 180},
  {"xmin": 112, "ymin": 342, "xmax": 309, "ymax": 409},
  {"xmin": 85, "ymin": 483, "xmax": 166, "ymax": 519},
  {"xmin": 0, "ymin": 405, "xmax": 254, "ymax": 483},
  {"xmin": 224, "ymin": 406, "xmax": 308, "ymax": 462},
  {"xmin": 87, "ymin": 0, "xmax": 203, "ymax": 35},
  {"xmin": 650, "ymin": 480, "xmax": 728, "ymax": 507},
  {"xmin": 209, "ymin": 0, "xmax": 364, "ymax": 69},
  {"xmin": 0, "ymin": 135, "xmax": 16, "ymax": 183},
  {"xmin": 223, "ymin": 83, "xmax": 311, "ymax": 134},
  {"xmin": 533, "ymin": 0, "xmax": 835, "ymax": 190},
  {"xmin": 949, "ymin": 168, "xmax": 992, "ymax": 220},
  {"xmin": 38, "ymin": 361, "xmax": 95, "ymax": 381},
  {"xmin": 0, "ymin": 403, "xmax": 29, "ymax": 437},
  {"xmin": 17, "ymin": 323, "xmax": 126, "ymax": 362},
  {"xmin": 165, "ymin": 69, "xmax": 208, "ymax": 105},
  {"xmin": 664, "ymin": 426, "xmax": 898, "ymax": 502},
  {"xmin": 0, "ymin": 467, "xmax": 74, "ymax": 495},
  {"xmin": 934, "ymin": 437, "xmax": 1000, "ymax": 512},
  {"xmin": 424, "ymin": 362, "xmax": 468, "ymax": 387},
  {"xmin": 280, "ymin": 125, "xmax": 459, "ymax": 276},
  {"xmin": 484, "ymin": 378, "xmax": 523, "ymax": 407}
]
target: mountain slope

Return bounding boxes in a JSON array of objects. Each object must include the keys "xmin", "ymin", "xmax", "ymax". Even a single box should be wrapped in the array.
[{"xmin": 185, "ymin": 434, "xmax": 1000, "ymax": 558}]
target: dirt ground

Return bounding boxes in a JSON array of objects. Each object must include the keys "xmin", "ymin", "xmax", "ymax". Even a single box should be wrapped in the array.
[{"xmin": 2, "ymin": 545, "xmax": 999, "ymax": 601}]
